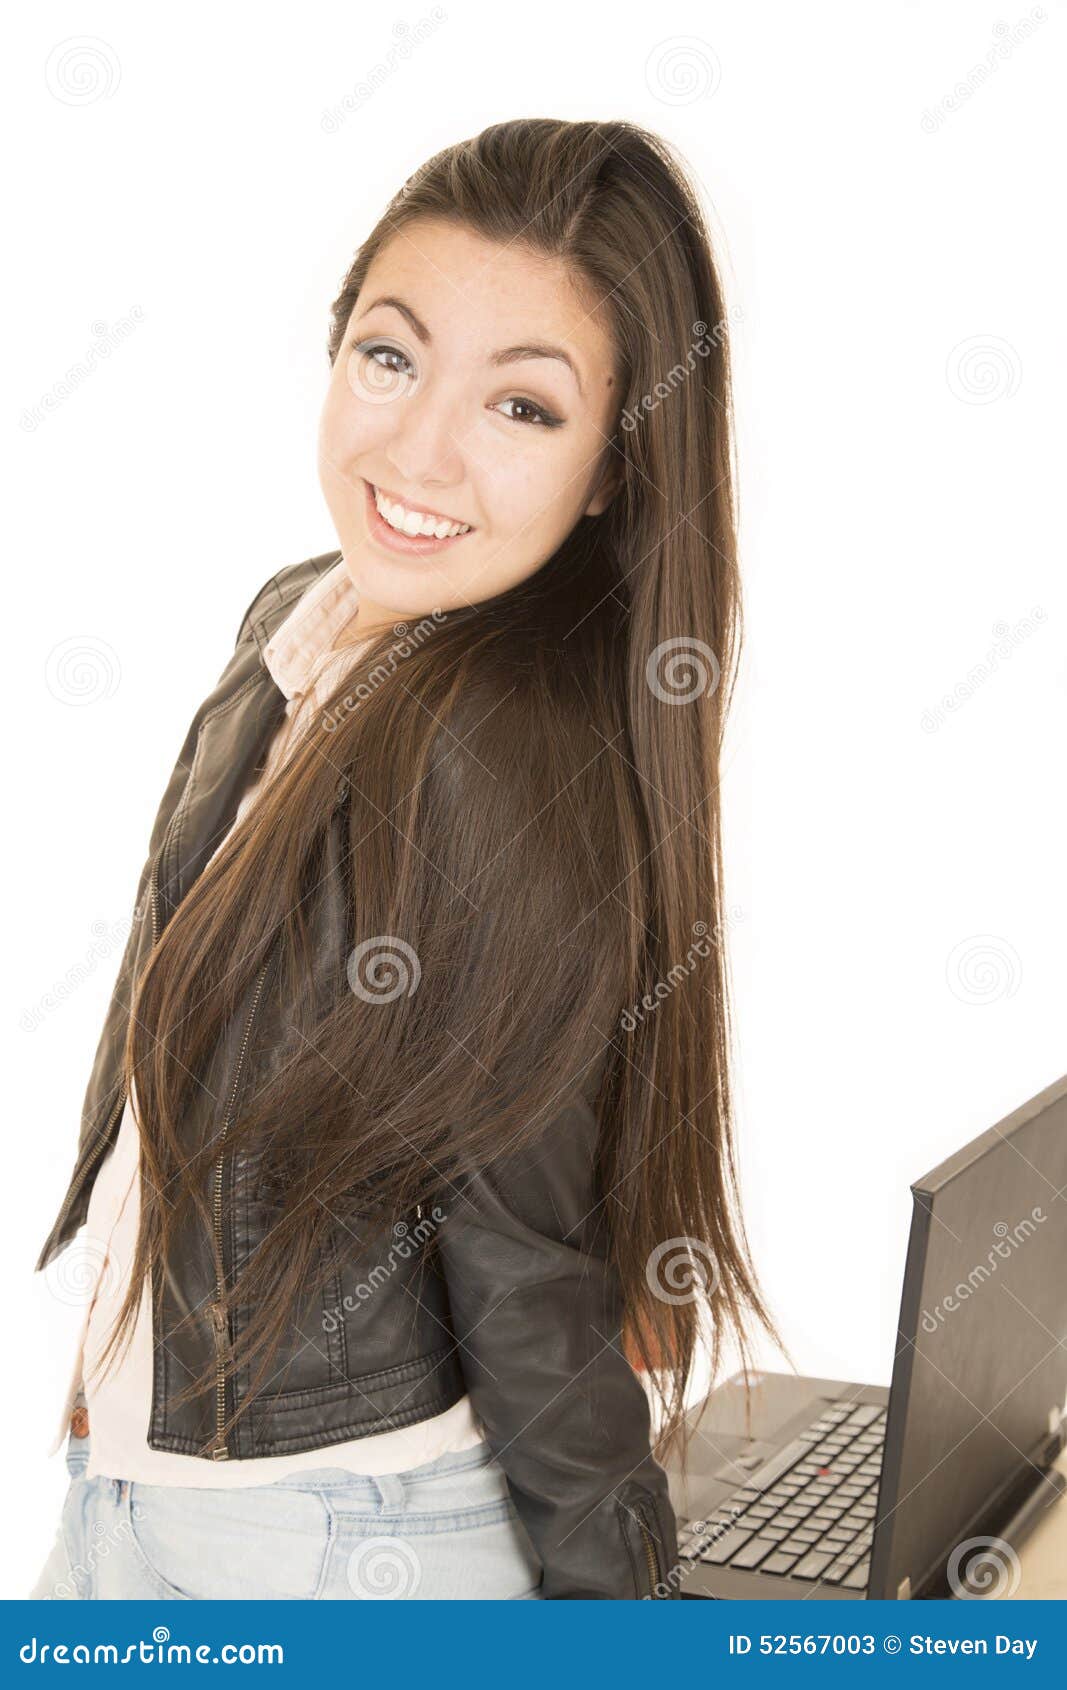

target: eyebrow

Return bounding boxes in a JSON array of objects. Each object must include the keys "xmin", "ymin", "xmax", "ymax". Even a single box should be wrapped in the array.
[{"xmin": 357, "ymin": 294, "xmax": 584, "ymax": 397}]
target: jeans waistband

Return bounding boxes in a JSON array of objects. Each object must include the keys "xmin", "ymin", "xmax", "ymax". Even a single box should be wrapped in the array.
[
  {"xmin": 65, "ymin": 1420, "xmax": 496, "ymax": 1506},
  {"xmin": 263, "ymin": 1439, "xmax": 496, "ymax": 1492}
]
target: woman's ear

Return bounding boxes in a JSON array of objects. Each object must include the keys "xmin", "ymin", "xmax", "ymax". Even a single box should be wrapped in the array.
[{"xmin": 583, "ymin": 452, "xmax": 623, "ymax": 518}]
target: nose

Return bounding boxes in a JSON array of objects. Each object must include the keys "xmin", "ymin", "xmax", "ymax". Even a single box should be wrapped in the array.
[{"xmin": 383, "ymin": 383, "xmax": 466, "ymax": 494}]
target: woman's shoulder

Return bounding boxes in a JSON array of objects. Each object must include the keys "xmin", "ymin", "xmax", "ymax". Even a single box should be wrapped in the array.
[{"xmin": 233, "ymin": 548, "xmax": 343, "ymax": 652}]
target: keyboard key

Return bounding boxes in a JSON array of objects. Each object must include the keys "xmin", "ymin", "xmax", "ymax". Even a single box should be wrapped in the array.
[
  {"xmin": 790, "ymin": 1550, "xmax": 837, "ymax": 1580},
  {"xmin": 822, "ymin": 1558, "xmax": 853, "ymax": 1582},
  {"xmin": 760, "ymin": 1550, "xmax": 803, "ymax": 1575},
  {"xmin": 846, "ymin": 1405, "xmax": 884, "ymax": 1426},
  {"xmin": 843, "ymin": 1559, "xmax": 871, "ymax": 1589},
  {"xmin": 729, "ymin": 1536, "xmax": 784, "ymax": 1570},
  {"xmin": 698, "ymin": 1526, "xmax": 756, "ymax": 1564}
]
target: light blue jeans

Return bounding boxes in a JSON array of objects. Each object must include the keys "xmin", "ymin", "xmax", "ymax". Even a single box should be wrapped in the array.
[{"xmin": 29, "ymin": 1419, "xmax": 544, "ymax": 1600}]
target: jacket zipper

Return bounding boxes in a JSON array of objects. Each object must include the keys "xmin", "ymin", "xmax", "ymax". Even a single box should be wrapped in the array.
[
  {"xmin": 637, "ymin": 1509, "xmax": 660, "ymax": 1597},
  {"xmin": 208, "ymin": 952, "xmax": 271, "ymax": 1459}
]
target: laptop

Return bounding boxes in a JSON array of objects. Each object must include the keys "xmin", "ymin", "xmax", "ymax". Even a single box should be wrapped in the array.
[{"xmin": 664, "ymin": 1071, "xmax": 1067, "ymax": 1599}]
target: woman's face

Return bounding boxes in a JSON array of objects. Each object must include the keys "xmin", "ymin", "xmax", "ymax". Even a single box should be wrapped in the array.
[{"xmin": 317, "ymin": 216, "xmax": 623, "ymax": 625}]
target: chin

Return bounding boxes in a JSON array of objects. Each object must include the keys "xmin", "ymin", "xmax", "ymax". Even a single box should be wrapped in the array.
[{"xmin": 346, "ymin": 552, "xmax": 457, "ymax": 618}]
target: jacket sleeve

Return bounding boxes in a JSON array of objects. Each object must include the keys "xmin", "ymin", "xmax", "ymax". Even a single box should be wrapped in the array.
[{"xmin": 432, "ymin": 1088, "xmax": 681, "ymax": 1599}]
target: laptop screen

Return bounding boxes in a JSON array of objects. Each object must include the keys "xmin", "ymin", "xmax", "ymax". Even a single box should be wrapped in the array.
[{"xmin": 867, "ymin": 1075, "xmax": 1067, "ymax": 1600}]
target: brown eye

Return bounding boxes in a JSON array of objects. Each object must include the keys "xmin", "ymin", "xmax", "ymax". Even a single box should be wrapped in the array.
[{"xmin": 496, "ymin": 396, "xmax": 563, "ymax": 429}]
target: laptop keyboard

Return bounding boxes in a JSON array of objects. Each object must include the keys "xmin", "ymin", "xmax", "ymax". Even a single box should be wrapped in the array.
[{"xmin": 677, "ymin": 1400, "xmax": 887, "ymax": 1590}]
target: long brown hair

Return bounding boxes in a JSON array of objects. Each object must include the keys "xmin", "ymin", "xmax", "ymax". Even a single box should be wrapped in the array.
[{"xmin": 93, "ymin": 117, "xmax": 785, "ymax": 1467}]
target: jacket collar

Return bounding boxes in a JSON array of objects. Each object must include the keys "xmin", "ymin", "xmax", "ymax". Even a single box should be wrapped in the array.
[
  {"xmin": 261, "ymin": 555, "xmax": 361, "ymax": 703},
  {"xmin": 161, "ymin": 550, "xmax": 348, "ymax": 914}
]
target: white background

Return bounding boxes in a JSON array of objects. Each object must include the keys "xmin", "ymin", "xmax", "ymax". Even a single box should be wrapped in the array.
[{"xmin": 5, "ymin": 0, "xmax": 1065, "ymax": 1596}]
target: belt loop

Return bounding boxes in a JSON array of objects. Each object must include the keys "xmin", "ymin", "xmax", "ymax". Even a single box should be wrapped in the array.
[{"xmin": 372, "ymin": 1473, "xmax": 406, "ymax": 1512}]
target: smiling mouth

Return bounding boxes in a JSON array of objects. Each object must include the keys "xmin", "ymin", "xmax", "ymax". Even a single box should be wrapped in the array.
[{"xmin": 370, "ymin": 481, "xmax": 473, "ymax": 539}]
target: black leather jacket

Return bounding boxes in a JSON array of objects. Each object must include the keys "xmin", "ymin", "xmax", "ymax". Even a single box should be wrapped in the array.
[{"xmin": 34, "ymin": 550, "xmax": 681, "ymax": 1599}]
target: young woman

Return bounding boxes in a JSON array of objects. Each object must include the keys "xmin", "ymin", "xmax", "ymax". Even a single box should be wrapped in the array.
[{"xmin": 31, "ymin": 116, "xmax": 779, "ymax": 1601}]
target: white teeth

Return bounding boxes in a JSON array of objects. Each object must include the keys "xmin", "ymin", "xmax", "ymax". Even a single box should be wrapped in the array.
[{"xmin": 373, "ymin": 486, "xmax": 471, "ymax": 539}]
